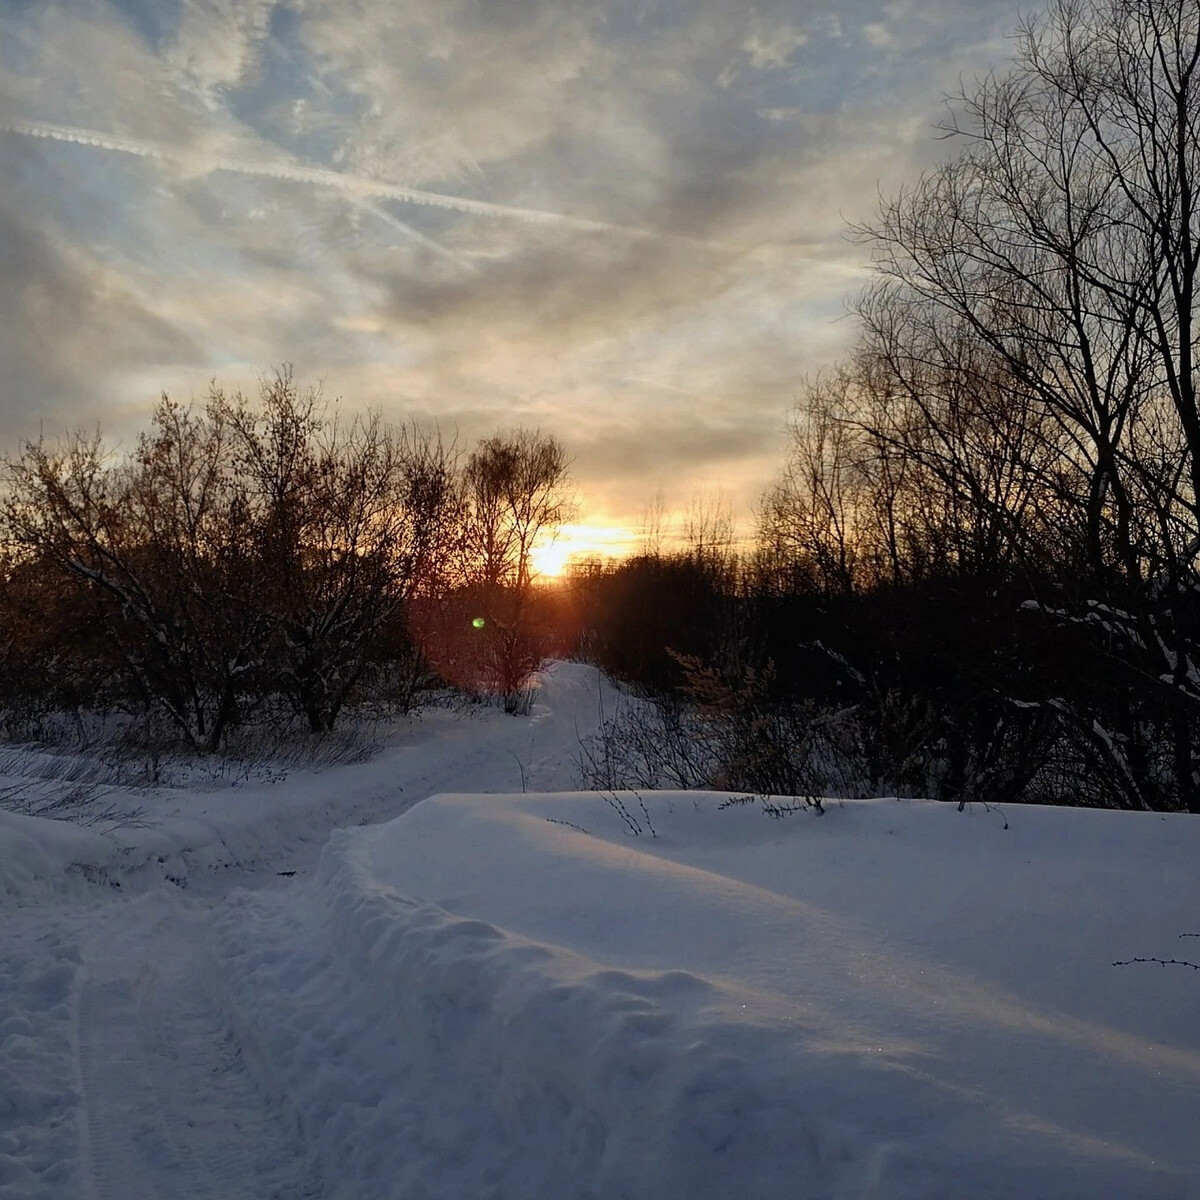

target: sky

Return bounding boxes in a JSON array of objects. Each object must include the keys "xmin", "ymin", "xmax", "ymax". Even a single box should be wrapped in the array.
[{"xmin": 0, "ymin": 0, "xmax": 1025, "ymax": 562}]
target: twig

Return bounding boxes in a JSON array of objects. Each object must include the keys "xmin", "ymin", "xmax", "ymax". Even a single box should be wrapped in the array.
[
  {"xmin": 601, "ymin": 788, "xmax": 644, "ymax": 836},
  {"xmin": 632, "ymin": 788, "xmax": 657, "ymax": 838},
  {"xmin": 982, "ymin": 800, "xmax": 1009, "ymax": 830},
  {"xmin": 717, "ymin": 795, "xmax": 756, "ymax": 810},
  {"xmin": 545, "ymin": 816, "xmax": 592, "ymax": 835},
  {"xmin": 1112, "ymin": 956, "xmax": 1200, "ymax": 971},
  {"xmin": 761, "ymin": 797, "xmax": 814, "ymax": 818}
]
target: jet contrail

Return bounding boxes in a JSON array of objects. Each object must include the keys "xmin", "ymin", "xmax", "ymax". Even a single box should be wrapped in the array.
[
  {"xmin": 5, "ymin": 118, "xmax": 172, "ymax": 160},
  {"xmin": 350, "ymin": 197, "xmax": 478, "ymax": 272},
  {"xmin": 3, "ymin": 117, "xmax": 478, "ymax": 267},
  {"xmin": 3, "ymin": 117, "xmax": 662, "ymax": 241}
]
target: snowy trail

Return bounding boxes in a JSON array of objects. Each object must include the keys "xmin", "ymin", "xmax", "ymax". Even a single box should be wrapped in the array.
[
  {"xmin": 61, "ymin": 713, "xmax": 588, "ymax": 1200},
  {"xmin": 0, "ymin": 665, "xmax": 608, "ymax": 1199},
  {"xmin": 4, "ymin": 664, "xmax": 1200, "ymax": 1197},
  {"xmin": 131, "ymin": 664, "xmax": 605, "ymax": 898},
  {"xmin": 75, "ymin": 900, "xmax": 322, "ymax": 1200}
]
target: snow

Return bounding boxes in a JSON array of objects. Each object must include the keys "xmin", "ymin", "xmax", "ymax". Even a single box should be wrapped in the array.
[
  {"xmin": 2, "ymin": 662, "xmax": 1199, "ymax": 1198},
  {"xmin": 214, "ymin": 791, "xmax": 1200, "ymax": 1199},
  {"xmin": 0, "ymin": 812, "xmax": 123, "ymax": 905},
  {"xmin": 0, "ymin": 917, "xmax": 82, "ymax": 1199},
  {"xmin": 0, "ymin": 662, "xmax": 610, "ymax": 905}
]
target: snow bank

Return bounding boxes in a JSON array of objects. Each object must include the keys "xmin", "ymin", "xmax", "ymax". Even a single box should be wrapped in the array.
[
  {"xmin": 216, "ymin": 792, "xmax": 1200, "ymax": 1198},
  {"xmin": 220, "ymin": 834, "xmax": 848, "ymax": 1199},
  {"xmin": 0, "ymin": 812, "xmax": 123, "ymax": 906},
  {"xmin": 0, "ymin": 662, "xmax": 610, "ymax": 904}
]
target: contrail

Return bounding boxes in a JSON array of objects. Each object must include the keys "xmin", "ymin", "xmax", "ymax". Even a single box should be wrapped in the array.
[
  {"xmin": 350, "ymin": 197, "xmax": 478, "ymax": 272},
  {"xmin": 3, "ymin": 117, "xmax": 662, "ymax": 240},
  {"xmin": 5, "ymin": 119, "xmax": 172, "ymax": 161},
  {"xmin": 3, "ymin": 116, "xmax": 475, "ymax": 267}
]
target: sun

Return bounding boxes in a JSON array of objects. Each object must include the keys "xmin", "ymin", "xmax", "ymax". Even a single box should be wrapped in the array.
[
  {"xmin": 530, "ymin": 524, "xmax": 637, "ymax": 577},
  {"xmin": 530, "ymin": 538, "xmax": 573, "ymax": 578}
]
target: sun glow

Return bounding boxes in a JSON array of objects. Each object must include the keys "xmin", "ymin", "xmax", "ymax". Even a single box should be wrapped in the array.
[{"xmin": 530, "ymin": 524, "xmax": 637, "ymax": 578}]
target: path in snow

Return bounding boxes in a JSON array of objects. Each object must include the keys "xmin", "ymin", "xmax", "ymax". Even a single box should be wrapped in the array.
[
  {"xmin": 7, "ymin": 664, "xmax": 1200, "ymax": 1197},
  {"xmin": 0, "ymin": 664, "xmax": 610, "ymax": 1199},
  {"xmin": 76, "ymin": 901, "xmax": 321, "ymax": 1200}
]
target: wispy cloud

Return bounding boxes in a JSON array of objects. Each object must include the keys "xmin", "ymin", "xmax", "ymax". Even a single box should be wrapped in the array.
[{"xmin": 0, "ymin": 0, "xmax": 1024, "ymax": 527}]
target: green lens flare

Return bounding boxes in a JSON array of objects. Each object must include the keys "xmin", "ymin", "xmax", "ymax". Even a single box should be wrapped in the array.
[{"xmin": 472, "ymin": 617, "xmax": 486, "ymax": 629}]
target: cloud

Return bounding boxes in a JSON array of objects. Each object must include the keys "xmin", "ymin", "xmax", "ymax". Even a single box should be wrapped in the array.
[
  {"xmin": 741, "ymin": 19, "xmax": 809, "ymax": 71},
  {"xmin": 291, "ymin": 0, "xmax": 616, "ymax": 185},
  {"xmin": 0, "ymin": 145, "xmax": 203, "ymax": 435},
  {"xmin": 0, "ymin": 0, "xmax": 1025, "ymax": 527},
  {"xmin": 167, "ymin": 0, "xmax": 277, "ymax": 105}
]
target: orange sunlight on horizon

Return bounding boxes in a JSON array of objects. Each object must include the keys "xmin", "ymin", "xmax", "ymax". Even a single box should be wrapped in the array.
[{"xmin": 531, "ymin": 524, "xmax": 638, "ymax": 578}]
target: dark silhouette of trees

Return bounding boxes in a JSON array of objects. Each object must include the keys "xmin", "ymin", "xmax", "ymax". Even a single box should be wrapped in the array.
[
  {"xmin": 1, "ymin": 372, "xmax": 571, "ymax": 746},
  {"xmin": 4, "ymin": 403, "xmax": 260, "ymax": 749},
  {"xmin": 456, "ymin": 431, "xmax": 573, "ymax": 712},
  {"xmin": 219, "ymin": 372, "xmax": 459, "ymax": 732},
  {"xmin": 574, "ymin": 0, "xmax": 1200, "ymax": 814},
  {"xmin": 846, "ymin": 0, "xmax": 1200, "ymax": 811}
]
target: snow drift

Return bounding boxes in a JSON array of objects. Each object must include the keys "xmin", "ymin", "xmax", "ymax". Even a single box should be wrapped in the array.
[
  {"xmin": 215, "ymin": 791, "xmax": 1200, "ymax": 1199},
  {"xmin": 0, "ymin": 812, "xmax": 124, "ymax": 905}
]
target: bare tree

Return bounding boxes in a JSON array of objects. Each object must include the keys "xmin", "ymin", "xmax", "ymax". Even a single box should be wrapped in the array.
[
  {"xmin": 847, "ymin": 0, "xmax": 1200, "ymax": 811},
  {"xmin": 3, "ymin": 400, "xmax": 261, "ymax": 748},
  {"xmin": 638, "ymin": 489, "xmax": 670, "ymax": 559},
  {"xmin": 759, "ymin": 369, "xmax": 875, "ymax": 596},
  {"xmin": 2, "ymin": 370, "xmax": 461, "ymax": 744},
  {"xmin": 220, "ymin": 370, "xmax": 459, "ymax": 731},
  {"xmin": 458, "ymin": 430, "xmax": 573, "ymax": 710}
]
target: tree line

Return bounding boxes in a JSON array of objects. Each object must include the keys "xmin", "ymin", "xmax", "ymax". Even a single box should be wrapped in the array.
[
  {"xmin": 576, "ymin": 0, "xmax": 1200, "ymax": 815},
  {"xmin": 0, "ymin": 369, "xmax": 571, "ymax": 748},
  {"xmin": 5, "ymin": 0, "xmax": 1199, "ymax": 815}
]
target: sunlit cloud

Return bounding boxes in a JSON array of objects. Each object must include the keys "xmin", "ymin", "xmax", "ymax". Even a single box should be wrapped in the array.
[{"xmin": 0, "ymin": 0, "xmax": 1025, "ymax": 534}]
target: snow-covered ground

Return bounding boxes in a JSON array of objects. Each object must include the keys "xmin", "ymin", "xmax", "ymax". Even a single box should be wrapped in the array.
[
  {"xmin": 2, "ymin": 663, "xmax": 1199, "ymax": 1198},
  {"xmin": 0, "ymin": 663, "xmax": 609, "ymax": 904}
]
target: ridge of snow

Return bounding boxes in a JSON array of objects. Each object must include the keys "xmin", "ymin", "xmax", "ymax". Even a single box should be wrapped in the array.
[{"xmin": 213, "ymin": 791, "xmax": 1200, "ymax": 1198}]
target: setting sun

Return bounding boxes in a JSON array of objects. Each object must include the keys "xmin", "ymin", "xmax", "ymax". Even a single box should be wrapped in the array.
[{"xmin": 530, "ymin": 524, "xmax": 637, "ymax": 578}]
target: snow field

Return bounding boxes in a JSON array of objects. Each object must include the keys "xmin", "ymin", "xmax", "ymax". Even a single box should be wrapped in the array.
[
  {"xmin": 216, "ymin": 831, "xmax": 858, "ymax": 1200},
  {"xmin": 214, "ymin": 791, "xmax": 1200, "ymax": 1199},
  {"xmin": 0, "ymin": 662, "xmax": 611, "ymax": 907},
  {"xmin": 3, "ymin": 665, "xmax": 1199, "ymax": 1197},
  {"xmin": 0, "ymin": 664, "xmax": 611, "ymax": 1199}
]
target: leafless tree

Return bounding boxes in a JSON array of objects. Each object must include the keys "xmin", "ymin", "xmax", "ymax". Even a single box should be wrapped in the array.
[
  {"xmin": 4, "ymin": 399, "xmax": 260, "ymax": 748},
  {"xmin": 2, "ymin": 370, "xmax": 462, "ymax": 744},
  {"xmin": 759, "ymin": 369, "xmax": 875, "ymax": 596},
  {"xmin": 842, "ymin": 0, "xmax": 1200, "ymax": 811},
  {"xmin": 219, "ymin": 370, "xmax": 460, "ymax": 731},
  {"xmin": 458, "ymin": 430, "xmax": 573, "ymax": 710}
]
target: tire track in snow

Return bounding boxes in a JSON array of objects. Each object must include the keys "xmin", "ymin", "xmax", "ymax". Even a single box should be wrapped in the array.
[
  {"xmin": 78, "ymin": 969, "xmax": 170, "ymax": 1200},
  {"xmin": 77, "ymin": 906, "xmax": 322, "ymax": 1200}
]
